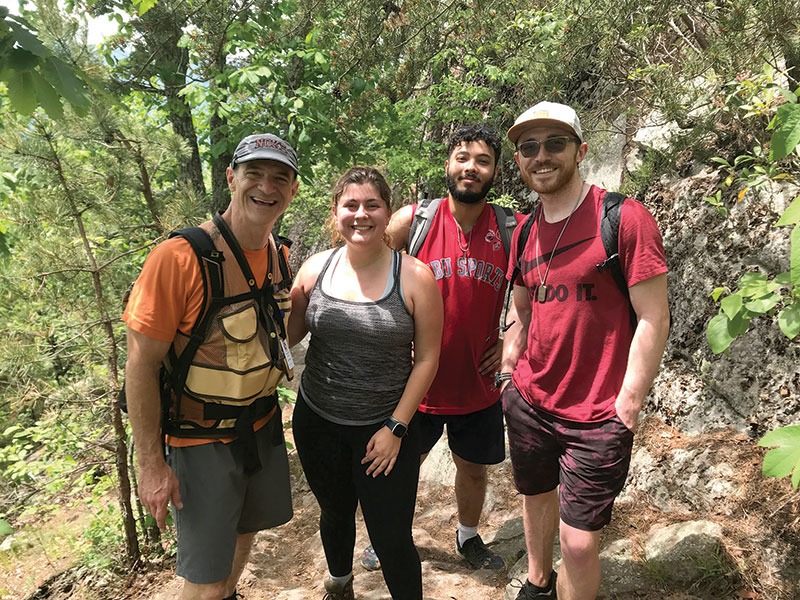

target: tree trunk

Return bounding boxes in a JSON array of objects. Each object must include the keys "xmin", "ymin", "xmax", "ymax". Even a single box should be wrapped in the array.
[
  {"xmin": 209, "ymin": 43, "xmax": 232, "ymax": 214},
  {"xmin": 140, "ymin": 5, "xmax": 207, "ymax": 207},
  {"xmin": 44, "ymin": 126, "xmax": 141, "ymax": 567},
  {"xmin": 210, "ymin": 110, "xmax": 233, "ymax": 214}
]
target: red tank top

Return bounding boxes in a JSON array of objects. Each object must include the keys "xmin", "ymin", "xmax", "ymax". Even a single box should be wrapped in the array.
[{"xmin": 413, "ymin": 200, "xmax": 522, "ymax": 415}]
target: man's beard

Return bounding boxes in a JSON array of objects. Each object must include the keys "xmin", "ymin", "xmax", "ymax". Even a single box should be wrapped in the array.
[{"xmin": 446, "ymin": 173, "xmax": 494, "ymax": 205}]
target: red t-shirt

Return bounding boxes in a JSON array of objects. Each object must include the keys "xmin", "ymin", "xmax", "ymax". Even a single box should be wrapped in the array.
[
  {"xmin": 506, "ymin": 185, "xmax": 667, "ymax": 422},
  {"xmin": 414, "ymin": 200, "xmax": 524, "ymax": 415}
]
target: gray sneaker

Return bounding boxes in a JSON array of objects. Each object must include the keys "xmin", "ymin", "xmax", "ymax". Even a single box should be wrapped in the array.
[
  {"xmin": 514, "ymin": 571, "xmax": 557, "ymax": 599},
  {"xmin": 455, "ymin": 532, "xmax": 505, "ymax": 570},
  {"xmin": 323, "ymin": 575, "xmax": 354, "ymax": 600}
]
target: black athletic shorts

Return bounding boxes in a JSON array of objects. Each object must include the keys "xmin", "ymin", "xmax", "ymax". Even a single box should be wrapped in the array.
[{"xmin": 416, "ymin": 400, "xmax": 505, "ymax": 465}]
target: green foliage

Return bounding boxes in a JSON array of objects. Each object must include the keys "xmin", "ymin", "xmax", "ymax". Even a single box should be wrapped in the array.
[
  {"xmin": 758, "ymin": 425, "xmax": 800, "ymax": 489},
  {"xmin": 81, "ymin": 504, "xmax": 125, "ymax": 570},
  {"xmin": 0, "ymin": 11, "xmax": 90, "ymax": 118},
  {"xmin": 277, "ymin": 385, "xmax": 296, "ymax": 408},
  {"xmin": 0, "ymin": 518, "xmax": 12, "ymax": 536},
  {"xmin": 770, "ymin": 102, "xmax": 800, "ymax": 161},
  {"xmin": 707, "ymin": 84, "xmax": 800, "ymax": 353}
]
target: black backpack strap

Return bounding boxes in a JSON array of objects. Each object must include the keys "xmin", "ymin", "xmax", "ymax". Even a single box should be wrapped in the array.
[
  {"xmin": 596, "ymin": 191, "xmax": 637, "ymax": 329},
  {"xmin": 212, "ymin": 213, "xmax": 287, "ymax": 357},
  {"xmin": 271, "ymin": 231, "xmax": 293, "ymax": 293},
  {"xmin": 166, "ymin": 226, "xmax": 226, "ymax": 412},
  {"xmin": 406, "ymin": 197, "xmax": 442, "ymax": 257},
  {"xmin": 489, "ymin": 203, "xmax": 518, "ymax": 258},
  {"xmin": 499, "ymin": 208, "xmax": 537, "ymax": 335},
  {"xmin": 509, "ymin": 208, "xmax": 537, "ymax": 288}
]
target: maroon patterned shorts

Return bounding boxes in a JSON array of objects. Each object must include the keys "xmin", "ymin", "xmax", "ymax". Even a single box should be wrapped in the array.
[{"xmin": 502, "ymin": 383, "xmax": 634, "ymax": 531}]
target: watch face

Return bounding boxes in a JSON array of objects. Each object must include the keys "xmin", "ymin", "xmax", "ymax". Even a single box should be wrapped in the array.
[{"xmin": 393, "ymin": 422, "xmax": 407, "ymax": 437}]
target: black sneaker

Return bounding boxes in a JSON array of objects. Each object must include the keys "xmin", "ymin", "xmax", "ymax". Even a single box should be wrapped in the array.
[
  {"xmin": 323, "ymin": 575, "xmax": 354, "ymax": 600},
  {"xmin": 514, "ymin": 571, "xmax": 557, "ymax": 599},
  {"xmin": 455, "ymin": 532, "xmax": 505, "ymax": 570}
]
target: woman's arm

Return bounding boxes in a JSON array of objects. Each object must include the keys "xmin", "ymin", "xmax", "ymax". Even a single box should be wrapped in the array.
[
  {"xmin": 287, "ymin": 250, "xmax": 330, "ymax": 347},
  {"xmin": 363, "ymin": 256, "xmax": 443, "ymax": 476}
]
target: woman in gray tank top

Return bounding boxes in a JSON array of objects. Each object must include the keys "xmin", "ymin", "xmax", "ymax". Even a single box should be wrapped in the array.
[{"xmin": 288, "ymin": 167, "xmax": 443, "ymax": 600}]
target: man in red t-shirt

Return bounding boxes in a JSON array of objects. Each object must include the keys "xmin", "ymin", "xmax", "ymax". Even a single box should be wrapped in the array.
[
  {"xmin": 500, "ymin": 103, "xmax": 670, "ymax": 600},
  {"xmin": 377, "ymin": 124, "xmax": 523, "ymax": 571}
]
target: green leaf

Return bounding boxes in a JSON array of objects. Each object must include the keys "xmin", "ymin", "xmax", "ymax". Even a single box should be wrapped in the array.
[
  {"xmin": 739, "ymin": 281, "xmax": 773, "ymax": 297},
  {"xmin": 5, "ymin": 69, "xmax": 37, "ymax": 114},
  {"xmin": 134, "ymin": 0, "xmax": 158, "ymax": 16},
  {"xmin": 707, "ymin": 313, "xmax": 734, "ymax": 354},
  {"xmin": 710, "ymin": 156, "xmax": 732, "ymax": 167},
  {"xmin": 776, "ymin": 194, "xmax": 800, "ymax": 226},
  {"xmin": 30, "ymin": 69, "xmax": 63, "ymax": 120},
  {"xmin": 774, "ymin": 272, "xmax": 791, "ymax": 285},
  {"xmin": 759, "ymin": 424, "xmax": 800, "ymax": 448},
  {"xmin": 0, "ymin": 519, "xmax": 12, "ymax": 536},
  {"xmin": 7, "ymin": 21, "xmax": 50, "ymax": 57},
  {"xmin": 710, "ymin": 286, "xmax": 728, "ymax": 302},
  {"xmin": 7, "ymin": 48, "xmax": 39, "ymax": 70},
  {"xmin": 770, "ymin": 103, "xmax": 800, "ymax": 161},
  {"xmin": 739, "ymin": 272, "xmax": 767, "ymax": 285},
  {"xmin": 744, "ymin": 294, "xmax": 780, "ymax": 314},
  {"xmin": 759, "ymin": 425, "xmax": 800, "ymax": 488},
  {"xmin": 775, "ymin": 87, "xmax": 798, "ymax": 104},
  {"xmin": 210, "ymin": 139, "xmax": 229, "ymax": 159},
  {"xmin": 720, "ymin": 293, "xmax": 743, "ymax": 319},
  {"xmin": 778, "ymin": 302, "xmax": 800, "ymax": 339},
  {"xmin": 40, "ymin": 57, "xmax": 89, "ymax": 112},
  {"xmin": 791, "ymin": 225, "xmax": 800, "ymax": 288},
  {"xmin": 728, "ymin": 311, "xmax": 751, "ymax": 336}
]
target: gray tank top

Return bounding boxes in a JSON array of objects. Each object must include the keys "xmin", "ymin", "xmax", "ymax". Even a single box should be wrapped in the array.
[{"xmin": 300, "ymin": 248, "xmax": 414, "ymax": 425}]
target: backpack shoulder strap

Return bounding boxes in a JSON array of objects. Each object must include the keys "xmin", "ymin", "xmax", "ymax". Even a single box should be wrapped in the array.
[
  {"xmin": 596, "ymin": 191, "xmax": 637, "ymax": 329},
  {"xmin": 489, "ymin": 203, "xmax": 518, "ymax": 258},
  {"xmin": 499, "ymin": 207, "xmax": 536, "ymax": 336},
  {"xmin": 406, "ymin": 197, "xmax": 442, "ymax": 257},
  {"xmin": 272, "ymin": 232, "xmax": 293, "ymax": 291},
  {"xmin": 166, "ymin": 226, "xmax": 226, "ymax": 400},
  {"xmin": 509, "ymin": 208, "xmax": 537, "ymax": 287}
]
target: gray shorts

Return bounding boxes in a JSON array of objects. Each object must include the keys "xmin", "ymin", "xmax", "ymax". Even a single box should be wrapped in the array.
[{"xmin": 166, "ymin": 413, "xmax": 293, "ymax": 584}]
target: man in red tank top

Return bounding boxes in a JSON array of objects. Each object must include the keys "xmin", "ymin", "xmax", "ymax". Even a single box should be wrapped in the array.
[
  {"xmin": 501, "ymin": 102, "xmax": 670, "ymax": 600},
  {"xmin": 377, "ymin": 124, "xmax": 523, "ymax": 571}
]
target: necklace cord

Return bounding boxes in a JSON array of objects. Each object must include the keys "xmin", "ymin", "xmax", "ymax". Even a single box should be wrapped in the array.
[{"xmin": 534, "ymin": 183, "xmax": 585, "ymax": 300}]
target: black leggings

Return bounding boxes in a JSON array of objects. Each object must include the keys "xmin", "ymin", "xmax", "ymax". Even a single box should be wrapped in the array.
[{"xmin": 293, "ymin": 392, "xmax": 422, "ymax": 600}]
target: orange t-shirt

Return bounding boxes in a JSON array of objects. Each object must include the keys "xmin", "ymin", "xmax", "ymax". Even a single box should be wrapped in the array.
[{"xmin": 123, "ymin": 236, "xmax": 276, "ymax": 447}]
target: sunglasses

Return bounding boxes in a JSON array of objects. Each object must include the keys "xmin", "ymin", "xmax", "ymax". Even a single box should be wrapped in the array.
[{"xmin": 517, "ymin": 136, "xmax": 581, "ymax": 158}]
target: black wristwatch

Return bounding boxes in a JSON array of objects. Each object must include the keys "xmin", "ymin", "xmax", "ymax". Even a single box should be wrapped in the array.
[
  {"xmin": 494, "ymin": 371, "xmax": 513, "ymax": 389},
  {"xmin": 384, "ymin": 416, "xmax": 408, "ymax": 438}
]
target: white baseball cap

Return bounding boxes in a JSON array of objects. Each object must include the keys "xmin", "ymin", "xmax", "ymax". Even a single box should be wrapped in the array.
[{"xmin": 507, "ymin": 101, "xmax": 583, "ymax": 144}]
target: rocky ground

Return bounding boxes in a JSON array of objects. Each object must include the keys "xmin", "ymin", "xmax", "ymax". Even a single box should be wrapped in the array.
[{"xmin": 7, "ymin": 402, "xmax": 797, "ymax": 600}]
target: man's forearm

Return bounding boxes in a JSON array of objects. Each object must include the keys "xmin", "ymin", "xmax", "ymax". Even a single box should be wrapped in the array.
[
  {"xmin": 125, "ymin": 359, "xmax": 167, "ymax": 467},
  {"xmin": 501, "ymin": 285, "xmax": 531, "ymax": 373},
  {"xmin": 617, "ymin": 314, "xmax": 669, "ymax": 410}
]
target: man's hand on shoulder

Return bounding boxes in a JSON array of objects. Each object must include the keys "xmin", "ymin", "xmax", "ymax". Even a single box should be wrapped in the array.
[
  {"xmin": 139, "ymin": 458, "xmax": 183, "ymax": 530},
  {"xmin": 386, "ymin": 204, "xmax": 415, "ymax": 251}
]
